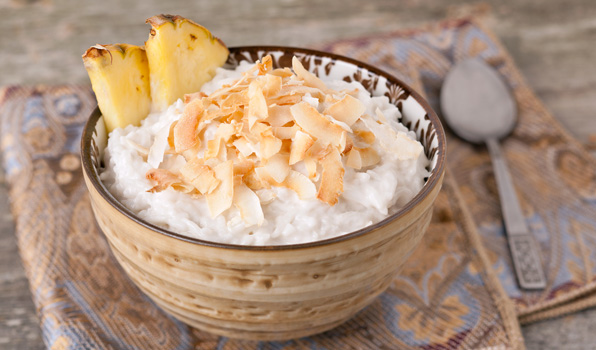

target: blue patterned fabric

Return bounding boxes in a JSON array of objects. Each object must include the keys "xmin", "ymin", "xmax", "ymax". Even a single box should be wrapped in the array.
[{"xmin": 324, "ymin": 17, "xmax": 596, "ymax": 323}]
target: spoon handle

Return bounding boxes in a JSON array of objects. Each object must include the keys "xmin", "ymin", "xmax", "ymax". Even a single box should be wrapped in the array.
[{"xmin": 486, "ymin": 138, "xmax": 547, "ymax": 290}]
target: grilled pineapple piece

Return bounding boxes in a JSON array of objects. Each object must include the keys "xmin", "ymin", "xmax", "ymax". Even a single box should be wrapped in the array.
[
  {"xmin": 83, "ymin": 44, "xmax": 151, "ymax": 133},
  {"xmin": 145, "ymin": 14, "xmax": 229, "ymax": 111}
]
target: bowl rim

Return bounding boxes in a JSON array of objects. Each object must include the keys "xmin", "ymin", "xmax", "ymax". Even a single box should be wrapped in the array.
[{"xmin": 81, "ymin": 45, "xmax": 446, "ymax": 251}]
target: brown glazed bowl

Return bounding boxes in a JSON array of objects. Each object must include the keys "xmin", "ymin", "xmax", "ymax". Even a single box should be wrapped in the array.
[{"xmin": 81, "ymin": 46, "xmax": 446, "ymax": 341}]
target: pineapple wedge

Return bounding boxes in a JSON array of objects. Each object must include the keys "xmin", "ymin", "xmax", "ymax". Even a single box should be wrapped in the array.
[
  {"xmin": 83, "ymin": 44, "xmax": 151, "ymax": 133},
  {"xmin": 145, "ymin": 14, "xmax": 229, "ymax": 111}
]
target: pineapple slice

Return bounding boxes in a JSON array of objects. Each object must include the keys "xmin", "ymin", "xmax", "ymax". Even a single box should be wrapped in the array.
[
  {"xmin": 83, "ymin": 44, "xmax": 151, "ymax": 133},
  {"xmin": 145, "ymin": 14, "xmax": 229, "ymax": 111}
]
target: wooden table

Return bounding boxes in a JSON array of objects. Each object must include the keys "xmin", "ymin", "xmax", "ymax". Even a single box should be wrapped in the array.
[{"xmin": 2, "ymin": 0, "xmax": 596, "ymax": 348}]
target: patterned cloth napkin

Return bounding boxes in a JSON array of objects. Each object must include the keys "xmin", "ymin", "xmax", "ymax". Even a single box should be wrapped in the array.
[
  {"xmin": 321, "ymin": 17, "xmax": 596, "ymax": 325},
  {"xmin": 2, "ymin": 16, "xmax": 593, "ymax": 350}
]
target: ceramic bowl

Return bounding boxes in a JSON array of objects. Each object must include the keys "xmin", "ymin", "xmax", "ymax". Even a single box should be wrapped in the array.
[{"xmin": 81, "ymin": 46, "xmax": 446, "ymax": 341}]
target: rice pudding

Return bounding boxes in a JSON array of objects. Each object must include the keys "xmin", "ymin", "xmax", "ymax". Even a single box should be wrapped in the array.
[{"xmin": 100, "ymin": 56, "xmax": 429, "ymax": 245}]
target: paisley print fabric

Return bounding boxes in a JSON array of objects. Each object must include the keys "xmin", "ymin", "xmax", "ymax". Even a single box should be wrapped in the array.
[
  {"xmin": 322, "ymin": 17, "xmax": 596, "ymax": 325},
  {"xmin": 4, "ymin": 16, "xmax": 592, "ymax": 349}
]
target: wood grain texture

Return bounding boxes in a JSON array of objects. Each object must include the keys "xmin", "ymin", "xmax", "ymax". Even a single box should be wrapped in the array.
[{"xmin": 1, "ymin": 0, "xmax": 596, "ymax": 348}]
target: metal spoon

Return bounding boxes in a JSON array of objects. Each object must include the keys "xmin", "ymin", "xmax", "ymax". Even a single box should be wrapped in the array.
[{"xmin": 440, "ymin": 59, "xmax": 546, "ymax": 290}]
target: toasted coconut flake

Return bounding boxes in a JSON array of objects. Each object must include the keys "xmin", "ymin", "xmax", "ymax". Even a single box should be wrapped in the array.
[
  {"xmin": 214, "ymin": 122, "xmax": 238, "ymax": 141},
  {"xmin": 346, "ymin": 147, "xmax": 381, "ymax": 169},
  {"xmin": 162, "ymin": 154, "xmax": 187, "ymax": 172},
  {"xmin": 258, "ymin": 129, "xmax": 282, "ymax": 159},
  {"xmin": 217, "ymin": 140, "xmax": 228, "ymax": 162},
  {"xmin": 222, "ymin": 108, "xmax": 245, "ymax": 124},
  {"xmin": 305, "ymin": 139, "xmax": 333, "ymax": 160},
  {"xmin": 289, "ymin": 130, "xmax": 315, "ymax": 165},
  {"xmin": 174, "ymin": 99, "xmax": 203, "ymax": 152},
  {"xmin": 233, "ymin": 183, "xmax": 264, "ymax": 226},
  {"xmin": 205, "ymin": 160, "xmax": 234, "ymax": 217},
  {"xmin": 375, "ymin": 107, "xmax": 388, "ymax": 123},
  {"xmin": 338, "ymin": 131, "xmax": 348, "ymax": 153},
  {"xmin": 204, "ymin": 124, "xmax": 238, "ymax": 161},
  {"xmin": 264, "ymin": 154, "xmax": 290, "ymax": 183},
  {"xmin": 204, "ymin": 157, "xmax": 220, "ymax": 168},
  {"xmin": 359, "ymin": 147, "xmax": 381, "ymax": 167},
  {"xmin": 361, "ymin": 116, "xmax": 422, "ymax": 160},
  {"xmin": 247, "ymin": 81, "xmax": 268, "ymax": 128},
  {"xmin": 244, "ymin": 169, "xmax": 269, "ymax": 190},
  {"xmin": 342, "ymin": 88, "xmax": 360, "ymax": 98},
  {"xmin": 256, "ymin": 189, "xmax": 276, "ymax": 204},
  {"xmin": 280, "ymin": 139, "xmax": 292, "ymax": 154},
  {"xmin": 184, "ymin": 91, "xmax": 207, "ymax": 103},
  {"xmin": 266, "ymin": 104, "xmax": 294, "ymax": 126},
  {"xmin": 354, "ymin": 129, "xmax": 376, "ymax": 145},
  {"xmin": 303, "ymin": 156, "xmax": 318, "ymax": 179},
  {"xmin": 268, "ymin": 93, "xmax": 303, "ymax": 106},
  {"xmin": 270, "ymin": 67, "xmax": 294, "ymax": 77},
  {"xmin": 345, "ymin": 148, "xmax": 362, "ymax": 169},
  {"xmin": 167, "ymin": 121, "xmax": 177, "ymax": 149},
  {"xmin": 324, "ymin": 94, "xmax": 337, "ymax": 104},
  {"xmin": 233, "ymin": 159, "xmax": 255, "ymax": 176},
  {"xmin": 284, "ymin": 170, "xmax": 316, "ymax": 199},
  {"xmin": 323, "ymin": 94, "xmax": 365, "ymax": 126},
  {"xmin": 209, "ymin": 85, "xmax": 235, "ymax": 101},
  {"xmin": 262, "ymin": 74, "xmax": 282, "ymax": 96},
  {"xmin": 316, "ymin": 148, "xmax": 344, "ymax": 205},
  {"xmin": 340, "ymin": 134, "xmax": 354, "ymax": 155},
  {"xmin": 148, "ymin": 121, "xmax": 173, "ymax": 168},
  {"xmin": 204, "ymin": 137, "xmax": 222, "ymax": 160},
  {"xmin": 272, "ymin": 125, "xmax": 299, "ymax": 140},
  {"xmin": 360, "ymin": 116, "xmax": 396, "ymax": 151},
  {"xmin": 285, "ymin": 77, "xmax": 304, "ymax": 86},
  {"xmin": 257, "ymin": 55, "xmax": 273, "ymax": 75},
  {"xmin": 394, "ymin": 132, "xmax": 424, "ymax": 160},
  {"xmin": 180, "ymin": 158, "xmax": 220, "ymax": 195},
  {"xmin": 254, "ymin": 166, "xmax": 277, "ymax": 186},
  {"xmin": 220, "ymin": 91, "xmax": 248, "ymax": 109},
  {"xmin": 202, "ymin": 107, "xmax": 222, "ymax": 122},
  {"xmin": 290, "ymin": 102, "xmax": 344, "ymax": 146},
  {"xmin": 181, "ymin": 143, "xmax": 201, "ymax": 161},
  {"xmin": 323, "ymin": 114, "xmax": 351, "ymax": 133},
  {"xmin": 227, "ymin": 146, "xmax": 239, "ymax": 161},
  {"xmin": 292, "ymin": 56, "xmax": 327, "ymax": 91},
  {"xmin": 250, "ymin": 121, "xmax": 269, "ymax": 135},
  {"xmin": 179, "ymin": 157, "xmax": 204, "ymax": 179},
  {"xmin": 146, "ymin": 169, "xmax": 193, "ymax": 193},
  {"xmin": 256, "ymin": 167, "xmax": 316, "ymax": 200},
  {"xmin": 239, "ymin": 122, "xmax": 260, "ymax": 144},
  {"xmin": 280, "ymin": 85, "xmax": 325, "ymax": 99},
  {"xmin": 233, "ymin": 137, "xmax": 255, "ymax": 157},
  {"xmin": 191, "ymin": 170, "xmax": 220, "ymax": 194}
]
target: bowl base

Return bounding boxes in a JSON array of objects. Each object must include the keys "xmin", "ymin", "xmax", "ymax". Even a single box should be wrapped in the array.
[{"xmin": 161, "ymin": 303, "xmax": 353, "ymax": 341}]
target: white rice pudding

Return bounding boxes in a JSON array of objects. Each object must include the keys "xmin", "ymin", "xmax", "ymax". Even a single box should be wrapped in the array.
[{"xmin": 100, "ymin": 61, "xmax": 430, "ymax": 245}]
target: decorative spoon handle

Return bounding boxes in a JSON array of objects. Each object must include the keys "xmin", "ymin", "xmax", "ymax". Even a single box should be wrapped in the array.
[{"xmin": 486, "ymin": 138, "xmax": 547, "ymax": 290}]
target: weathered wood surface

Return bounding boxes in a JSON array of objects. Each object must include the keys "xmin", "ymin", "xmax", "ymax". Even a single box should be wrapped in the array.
[{"xmin": 1, "ymin": 0, "xmax": 595, "ymax": 349}]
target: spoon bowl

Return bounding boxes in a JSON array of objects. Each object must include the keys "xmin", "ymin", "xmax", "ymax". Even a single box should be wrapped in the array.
[
  {"xmin": 441, "ymin": 58, "xmax": 517, "ymax": 143},
  {"xmin": 440, "ymin": 58, "xmax": 546, "ymax": 290}
]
